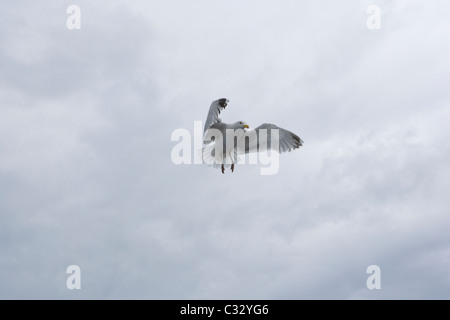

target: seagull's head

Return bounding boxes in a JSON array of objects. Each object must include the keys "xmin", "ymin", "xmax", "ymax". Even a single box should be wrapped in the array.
[{"xmin": 234, "ymin": 121, "xmax": 249, "ymax": 130}]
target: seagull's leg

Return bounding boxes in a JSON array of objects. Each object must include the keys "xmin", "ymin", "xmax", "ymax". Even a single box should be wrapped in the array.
[
  {"xmin": 221, "ymin": 164, "xmax": 225, "ymax": 174},
  {"xmin": 231, "ymin": 163, "xmax": 234, "ymax": 172}
]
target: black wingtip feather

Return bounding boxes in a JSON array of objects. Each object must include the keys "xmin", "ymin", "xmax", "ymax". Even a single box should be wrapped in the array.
[
  {"xmin": 217, "ymin": 98, "xmax": 228, "ymax": 108},
  {"xmin": 294, "ymin": 135, "xmax": 303, "ymax": 147}
]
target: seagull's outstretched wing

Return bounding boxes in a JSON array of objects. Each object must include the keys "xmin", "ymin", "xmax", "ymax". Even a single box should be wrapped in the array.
[
  {"xmin": 204, "ymin": 98, "xmax": 229, "ymax": 133},
  {"xmin": 239, "ymin": 123, "xmax": 303, "ymax": 154}
]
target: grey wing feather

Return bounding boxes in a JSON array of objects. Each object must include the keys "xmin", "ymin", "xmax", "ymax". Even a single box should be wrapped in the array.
[
  {"xmin": 240, "ymin": 123, "xmax": 303, "ymax": 154},
  {"xmin": 204, "ymin": 98, "xmax": 229, "ymax": 133}
]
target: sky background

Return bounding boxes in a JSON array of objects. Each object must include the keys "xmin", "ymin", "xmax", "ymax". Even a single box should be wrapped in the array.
[{"xmin": 1, "ymin": 0, "xmax": 450, "ymax": 299}]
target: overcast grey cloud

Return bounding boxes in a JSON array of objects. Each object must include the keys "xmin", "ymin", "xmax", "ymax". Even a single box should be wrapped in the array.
[{"xmin": 1, "ymin": 0, "xmax": 450, "ymax": 299}]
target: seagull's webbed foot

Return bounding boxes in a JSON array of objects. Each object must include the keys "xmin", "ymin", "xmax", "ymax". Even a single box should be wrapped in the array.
[
  {"xmin": 221, "ymin": 164, "xmax": 225, "ymax": 174},
  {"xmin": 231, "ymin": 164, "xmax": 234, "ymax": 172}
]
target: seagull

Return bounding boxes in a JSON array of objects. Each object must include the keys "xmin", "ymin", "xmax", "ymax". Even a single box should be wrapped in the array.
[{"xmin": 202, "ymin": 98, "xmax": 303, "ymax": 173}]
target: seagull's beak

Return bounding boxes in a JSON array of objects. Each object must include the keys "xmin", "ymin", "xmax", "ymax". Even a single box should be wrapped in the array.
[{"xmin": 244, "ymin": 124, "xmax": 249, "ymax": 129}]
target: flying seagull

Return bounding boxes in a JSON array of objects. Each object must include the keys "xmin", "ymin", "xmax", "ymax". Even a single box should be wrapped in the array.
[{"xmin": 202, "ymin": 98, "xmax": 303, "ymax": 173}]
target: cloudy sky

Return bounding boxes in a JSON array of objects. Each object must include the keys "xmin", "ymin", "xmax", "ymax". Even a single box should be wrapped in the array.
[{"xmin": 1, "ymin": 0, "xmax": 450, "ymax": 299}]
